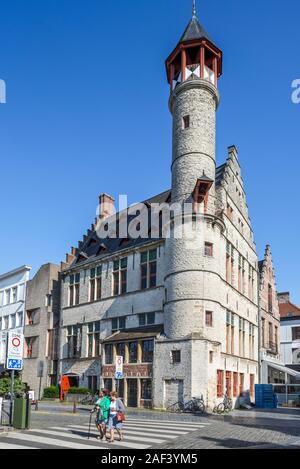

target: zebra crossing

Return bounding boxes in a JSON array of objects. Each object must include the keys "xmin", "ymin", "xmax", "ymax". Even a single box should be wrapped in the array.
[{"xmin": 0, "ymin": 418, "xmax": 210, "ymax": 450}]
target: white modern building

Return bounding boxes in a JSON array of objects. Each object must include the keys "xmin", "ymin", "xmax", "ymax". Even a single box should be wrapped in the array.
[
  {"xmin": 281, "ymin": 317, "xmax": 300, "ymax": 372},
  {"xmin": 0, "ymin": 265, "xmax": 31, "ymax": 373}
]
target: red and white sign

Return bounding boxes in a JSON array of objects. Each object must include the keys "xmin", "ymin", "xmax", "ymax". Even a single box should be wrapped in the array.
[
  {"xmin": 7, "ymin": 332, "xmax": 24, "ymax": 360},
  {"xmin": 115, "ymin": 355, "xmax": 123, "ymax": 374}
]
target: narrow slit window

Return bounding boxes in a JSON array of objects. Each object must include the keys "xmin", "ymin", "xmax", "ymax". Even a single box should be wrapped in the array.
[{"xmin": 182, "ymin": 115, "xmax": 190, "ymax": 129}]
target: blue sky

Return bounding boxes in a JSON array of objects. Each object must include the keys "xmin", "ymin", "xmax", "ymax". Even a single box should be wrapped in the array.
[{"xmin": 0, "ymin": 0, "xmax": 299, "ymax": 303}]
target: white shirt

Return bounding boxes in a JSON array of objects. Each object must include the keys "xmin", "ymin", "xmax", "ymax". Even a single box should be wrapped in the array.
[{"xmin": 110, "ymin": 401, "xmax": 117, "ymax": 416}]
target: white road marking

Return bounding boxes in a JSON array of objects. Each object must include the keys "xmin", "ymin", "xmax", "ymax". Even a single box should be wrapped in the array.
[{"xmin": 0, "ymin": 441, "xmax": 39, "ymax": 450}]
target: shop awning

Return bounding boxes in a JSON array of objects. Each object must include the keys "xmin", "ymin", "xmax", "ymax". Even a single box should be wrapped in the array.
[{"xmin": 264, "ymin": 361, "xmax": 300, "ymax": 378}]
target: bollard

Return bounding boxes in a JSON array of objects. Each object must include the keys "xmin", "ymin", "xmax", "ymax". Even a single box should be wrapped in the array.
[{"xmin": 73, "ymin": 402, "xmax": 77, "ymax": 414}]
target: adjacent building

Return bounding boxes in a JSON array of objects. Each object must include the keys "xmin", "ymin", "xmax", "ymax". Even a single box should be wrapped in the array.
[
  {"xmin": 0, "ymin": 266, "xmax": 31, "ymax": 374},
  {"xmin": 22, "ymin": 263, "xmax": 61, "ymax": 398},
  {"xmin": 59, "ymin": 7, "xmax": 261, "ymax": 410},
  {"xmin": 258, "ymin": 245, "xmax": 281, "ymax": 383},
  {"xmin": 279, "ymin": 292, "xmax": 300, "ymax": 374}
]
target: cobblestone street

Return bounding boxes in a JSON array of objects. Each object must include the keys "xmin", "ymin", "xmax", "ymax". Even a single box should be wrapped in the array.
[
  {"xmin": 152, "ymin": 408, "xmax": 300, "ymax": 449},
  {"xmin": 1, "ymin": 403, "xmax": 300, "ymax": 449}
]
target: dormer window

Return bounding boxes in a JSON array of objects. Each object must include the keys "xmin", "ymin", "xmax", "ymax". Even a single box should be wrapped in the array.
[
  {"xmin": 87, "ymin": 238, "xmax": 98, "ymax": 247},
  {"xmin": 193, "ymin": 175, "xmax": 213, "ymax": 213}
]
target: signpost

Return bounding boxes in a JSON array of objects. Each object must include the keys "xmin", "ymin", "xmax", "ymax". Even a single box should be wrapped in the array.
[
  {"xmin": 37, "ymin": 361, "xmax": 44, "ymax": 401},
  {"xmin": 6, "ymin": 332, "xmax": 24, "ymax": 425},
  {"xmin": 115, "ymin": 356, "xmax": 124, "ymax": 395}
]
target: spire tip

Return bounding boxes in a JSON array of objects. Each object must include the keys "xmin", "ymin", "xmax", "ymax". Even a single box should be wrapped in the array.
[{"xmin": 192, "ymin": 0, "xmax": 197, "ymax": 18}]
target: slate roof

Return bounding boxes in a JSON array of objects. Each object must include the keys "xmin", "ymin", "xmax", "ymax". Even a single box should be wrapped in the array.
[
  {"xmin": 179, "ymin": 16, "xmax": 212, "ymax": 44},
  {"xmin": 103, "ymin": 325, "xmax": 164, "ymax": 343},
  {"xmin": 69, "ymin": 165, "xmax": 227, "ymax": 269}
]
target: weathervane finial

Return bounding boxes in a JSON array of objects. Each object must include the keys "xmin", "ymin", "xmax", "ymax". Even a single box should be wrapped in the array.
[{"xmin": 192, "ymin": 0, "xmax": 197, "ymax": 18}]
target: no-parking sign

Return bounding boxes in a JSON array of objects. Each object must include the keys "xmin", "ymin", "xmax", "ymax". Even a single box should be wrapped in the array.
[
  {"xmin": 115, "ymin": 355, "xmax": 123, "ymax": 379},
  {"xmin": 6, "ymin": 332, "xmax": 24, "ymax": 370}
]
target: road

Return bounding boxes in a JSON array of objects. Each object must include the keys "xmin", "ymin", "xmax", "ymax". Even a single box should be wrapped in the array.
[{"xmin": 1, "ymin": 402, "xmax": 300, "ymax": 449}]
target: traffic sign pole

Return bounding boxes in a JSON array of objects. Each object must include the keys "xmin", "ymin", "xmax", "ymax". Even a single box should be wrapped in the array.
[{"xmin": 9, "ymin": 370, "xmax": 14, "ymax": 426}]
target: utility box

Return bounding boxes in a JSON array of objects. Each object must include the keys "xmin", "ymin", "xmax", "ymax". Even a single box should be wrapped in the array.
[{"xmin": 13, "ymin": 398, "xmax": 31, "ymax": 429}]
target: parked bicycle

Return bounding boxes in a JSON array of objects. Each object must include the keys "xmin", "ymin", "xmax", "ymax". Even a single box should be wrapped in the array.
[
  {"xmin": 213, "ymin": 394, "xmax": 233, "ymax": 414},
  {"xmin": 79, "ymin": 393, "xmax": 98, "ymax": 406},
  {"xmin": 167, "ymin": 396, "xmax": 206, "ymax": 414}
]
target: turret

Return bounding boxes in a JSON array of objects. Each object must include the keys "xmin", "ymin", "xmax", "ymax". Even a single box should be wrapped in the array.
[{"xmin": 163, "ymin": 3, "xmax": 223, "ymax": 339}]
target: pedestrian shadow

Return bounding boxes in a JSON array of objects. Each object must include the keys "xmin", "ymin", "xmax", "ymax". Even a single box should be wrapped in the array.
[{"xmin": 68, "ymin": 428, "xmax": 96, "ymax": 439}]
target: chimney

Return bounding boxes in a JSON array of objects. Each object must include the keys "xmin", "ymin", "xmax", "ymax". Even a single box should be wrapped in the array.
[
  {"xmin": 278, "ymin": 292, "xmax": 290, "ymax": 304},
  {"xmin": 98, "ymin": 193, "xmax": 115, "ymax": 219}
]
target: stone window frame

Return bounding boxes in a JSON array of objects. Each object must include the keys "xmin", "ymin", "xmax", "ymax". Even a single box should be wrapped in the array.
[
  {"xmin": 113, "ymin": 258, "xmax": 128, "ymax": 296},
  {"xmin": 89, "ymin": 266, "xmax": 102, "ymax": 302},
  {"xmin": 204, "ymin": 242, "xmax": 213, "ymax": 257},
  {"xmin": 69, "ymin": 273, "xmax": 80, "ymax": 307},
  {"xmin": 87, "ymin": 321, "xmax": 101, "ymax": 358},
  {"xmin": 182, "ymin": 115, "xmax": 190, "ymax": 129},
  {"xmin": 111, "ymin": 316, "xmax": 127, "ymax": 333},
  {"xmin": 140, "ymin": 249, "xmax": 157, "ymax": 291},
  {"xmin": 139, "ymin": 312, "xmax": 156, "ymax": 327},
  {"xmin": 170, "ymin": 350, "xmax": 181, "ymax": 364},
  {"xmin": 205, "ymin": 311, "xmax": 213, "ymax": 327}
]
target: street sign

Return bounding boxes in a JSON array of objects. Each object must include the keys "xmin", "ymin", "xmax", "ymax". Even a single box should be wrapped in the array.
[
  {"xmin": 115, "ymin": 355, "xmax": 123, "ymax": 373},
  {"xmin": 6, "ymin": 332, "xmax": 24, "ymax": 370},
  {"xmin": 37, "ymin": 361, "xmax": 44, "ymax": 378},
  {"xmin": 0, "ymin": 332, "xmax": 7, "ymax": 365},
  {"xmin": 7, "ymin": 359, "xmax": 23, "ymax": 370},
  {"xmin": 115, "ymin": 355, "xmax": 124, "ymax": 380}
]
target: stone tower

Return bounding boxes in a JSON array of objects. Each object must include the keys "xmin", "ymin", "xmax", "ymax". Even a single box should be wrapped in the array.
[
  {"xmin": 153, "ymin": 6, "xmax": 226, "ymax": 409},
  {"xmin": 164, "ymin": 7, "xmax": 223, "ymax": 339}
]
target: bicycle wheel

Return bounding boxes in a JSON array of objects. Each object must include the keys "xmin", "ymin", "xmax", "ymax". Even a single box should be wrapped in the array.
[
  {"xmin": 167, "ymin": 401, "xmax": 181, "ymax": 413},
  {"xmin": 225, "ymin": 399, "xmax": 233, "ymax": 412},
  {"xmin": 183, "ymin": 400, "xmax": 194, "ymax": 413},
  {"xmin": 217, "ymin": 403, "xmax": 225, "ymax": 414},
  {"xmin": 196, "ymin": 400, "xmax": 206, "ymax": 414}
]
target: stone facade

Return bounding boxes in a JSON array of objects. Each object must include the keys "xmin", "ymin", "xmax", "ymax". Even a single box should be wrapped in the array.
[
  {"xmin": 58, "ymin": 11, "xmax": 262, "ymax": 410},
  {"xmin": 258, "ymin": 246, "xmax": 281, "ymax": 383},
  {"xmin": 22, "ymin": 263, "xmax": 61, "ymax": 398}
]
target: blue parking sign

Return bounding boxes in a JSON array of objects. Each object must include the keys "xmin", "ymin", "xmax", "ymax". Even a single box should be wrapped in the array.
[
  {"xmin": 7, "ymin": 359, "xmax": 23, "ymax": 370},
  {"xmin": 115, "ymin": 371, "xmax": 124, "ymax": 380}
]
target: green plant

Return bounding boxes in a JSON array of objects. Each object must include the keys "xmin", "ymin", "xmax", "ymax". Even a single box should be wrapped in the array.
[
  {"xmin": 67, "ymin": 387, "xmax": 90, "ymax": 395},
  {"xmin": 0, "ymin": 378, "xmax": 25, "ymax": 396},
  {"xmin": 43, "ymin": 386, "xmax": 59, "ymax": 398}
]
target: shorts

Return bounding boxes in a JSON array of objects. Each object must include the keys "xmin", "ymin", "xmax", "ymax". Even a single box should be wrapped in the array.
[{"xmin": 95, "ymin": 414, "xmax": 108, "ymax": 426}]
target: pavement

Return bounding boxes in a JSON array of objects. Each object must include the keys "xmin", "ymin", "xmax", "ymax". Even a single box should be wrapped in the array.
[{"xmin": 1, "ymin": 402, "xmax": 300, "ymax": 449}]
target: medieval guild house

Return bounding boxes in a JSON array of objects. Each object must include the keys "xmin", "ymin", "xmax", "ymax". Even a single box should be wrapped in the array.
[{"xmin": 59, "ymin": 7, "xmax": 263, "ymax": 409}]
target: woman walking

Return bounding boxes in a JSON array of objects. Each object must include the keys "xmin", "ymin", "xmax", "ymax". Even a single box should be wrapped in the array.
[
  {"xmin": 93, "ymin": 389, "xmax": 110, "ymax": 440},
  {"xmin": 107, "ymin": 391, "xmax": 126, "ymax": 443}
]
